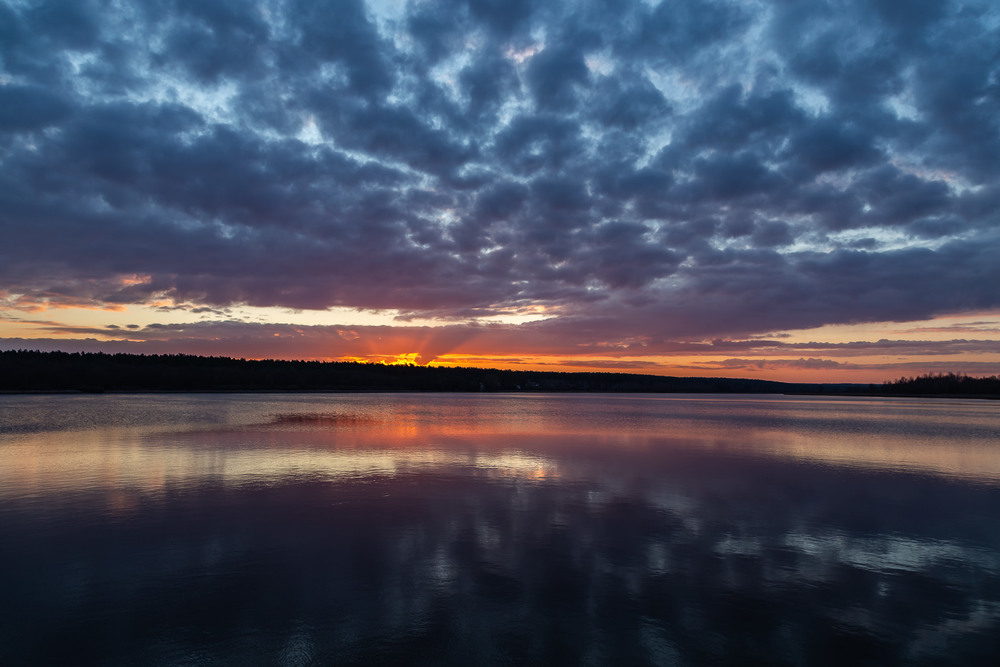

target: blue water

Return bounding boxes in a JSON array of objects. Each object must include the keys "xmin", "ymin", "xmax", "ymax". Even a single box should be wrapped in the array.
[{"xmin": 1, "ymin": 393, "xmax": 999, "ymax": 665}]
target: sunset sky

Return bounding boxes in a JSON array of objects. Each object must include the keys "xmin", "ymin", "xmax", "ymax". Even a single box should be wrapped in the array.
[{"xmin": 2, "ymin": 0, "xmax": 999, "ymax": 382}]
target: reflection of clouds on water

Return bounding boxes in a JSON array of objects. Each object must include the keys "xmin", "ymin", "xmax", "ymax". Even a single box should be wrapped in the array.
[
  {"xmin": 266, "ymin": 412, "xmax": 382, "ymax": 428},
  {"xmin": 0, "ymin": 428, "xmax": 562, "ymax": 507},
  {"xmin": 3, "ymin": 393, "xmax": 1000, "ymax": 483},
  {"xmin": 3, "ymin": 460, "xmax": 1000, "ymax": 664},
  {"xmin": 784, "ymin": 533, "xmax": 1000, "ymax": 576},
  {"xmin": 2, "ymin": 394, "xmax": 1000, "ymax": 663},
  {"xmin": 324, "ymin": 462, "xmax": 1000, "ymax": 664}
]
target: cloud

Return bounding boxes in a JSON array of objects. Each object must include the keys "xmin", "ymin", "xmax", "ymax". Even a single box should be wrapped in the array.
[
  {"xmin": 8, "ymin": 312, "xmax": 1000, "ymax": 371},
  {"xmin": 0, "ymin": 0, "xmax": 998, "ymax": 358},
  {"xmin": 0, "ymin": 83, "xmax": 74, "ymax": 131},
  {"xmin": 714, "ymin": 358, "xmax": 845, "ymax": 371}
]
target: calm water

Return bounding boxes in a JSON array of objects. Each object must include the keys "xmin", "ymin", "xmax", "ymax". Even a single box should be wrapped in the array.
[{"xmin": 1, "ymin": 393, "xmax": 999, "ymax": 665}]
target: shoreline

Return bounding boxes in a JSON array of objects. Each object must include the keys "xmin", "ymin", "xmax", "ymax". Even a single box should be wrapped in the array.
[{"xmin": 2, "ymin": 388, "xmax": 996, "ymax": 400}]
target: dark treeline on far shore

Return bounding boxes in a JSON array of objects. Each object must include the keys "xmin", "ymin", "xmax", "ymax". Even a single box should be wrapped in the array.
[
  {"xmin": 883, "ymin": 372, "xmax": 1000, "ymax": 396},
  {"xmin": 0, "ymin": 350, "xmax": 996, "ymax": 397},
  {"xmin": 2, "ymin": 349, "xmax": 841, "ymax": 394}
]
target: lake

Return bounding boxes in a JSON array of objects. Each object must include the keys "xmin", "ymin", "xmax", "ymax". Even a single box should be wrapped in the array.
[{"xmin": 1, "ymin": 392, "xmax": 999, "ymax": 665}]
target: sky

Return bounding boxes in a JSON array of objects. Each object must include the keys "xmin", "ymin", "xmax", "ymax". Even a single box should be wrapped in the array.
[{"xmin": 1, "ymin": 0, "xmax": 999, "ymax": 383}]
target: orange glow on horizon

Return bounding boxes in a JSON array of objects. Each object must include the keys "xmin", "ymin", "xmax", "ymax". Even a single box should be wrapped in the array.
[
  {"xmin": 337, "ymin": 352, "xmax": 428, "ymax": 366},
  {"xmin": 1, "ymin": 301, "xmax": 998, "ymax": 385}
]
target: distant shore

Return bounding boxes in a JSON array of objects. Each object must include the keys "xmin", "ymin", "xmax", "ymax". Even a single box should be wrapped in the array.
[
  {"xmin": 1, "ymin": 350, "xmax": 997, "ymax": 398},
  {"xmin": 2, "ymin": 389, "xmax": 996, "ymax": 400}
]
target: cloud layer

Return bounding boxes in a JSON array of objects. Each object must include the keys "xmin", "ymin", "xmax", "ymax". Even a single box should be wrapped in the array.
[{"xmin": 1, "ymin": 0, "xmax": 999, "ymax": 366}]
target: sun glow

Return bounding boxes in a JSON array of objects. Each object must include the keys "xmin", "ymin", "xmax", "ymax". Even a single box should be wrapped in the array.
[
  {"xmin": 338, "ymin": 352, "xmax": 427, "ymax": 366},
  {"xmin": 2, "ymin": 304, "xmax": 999, "ymax": 384}
]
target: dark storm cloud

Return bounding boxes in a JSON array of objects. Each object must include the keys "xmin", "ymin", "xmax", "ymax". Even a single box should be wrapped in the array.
[
  {"xmin": 296, "ymin": 0, "xmax": 394, "ymax": 97},
  {"xmin": 525, "ymin": 44, "xmax": 591, "ymax": 111},
  {"xmin": 1, "ymin": 0, "xmax": 999, "ymax": 344},
  {"xmin": 0, "ymin": 83, "xmax": 73, "ymax": 131},
  {"xmin": 789, "ymin": 118, "xmax": 883, "ymax": 174},
  {"xmin": 593, "ymin": 76, "xmax": 671, "ymax": 131}
]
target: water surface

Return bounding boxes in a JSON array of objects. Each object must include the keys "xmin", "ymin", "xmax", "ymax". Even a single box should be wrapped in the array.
[{"xmin": 2, "ymin": 393, "xmax": 999, "ymax": 665}]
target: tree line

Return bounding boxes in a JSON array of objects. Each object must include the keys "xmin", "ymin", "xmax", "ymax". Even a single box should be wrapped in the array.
[
  {"xmin": 3, "ymin": 350, "xmax": 994, "ymax": 396},
  {"xmin": 882, "ymin": 373, "xmax": 1000, "ymax": 396},
  {"xmin": 1, "ymin": 349, "xmax": 846, "ymax": 394}
]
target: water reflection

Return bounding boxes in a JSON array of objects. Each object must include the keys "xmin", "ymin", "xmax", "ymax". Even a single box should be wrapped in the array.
[{"xmin": 1, "ymin": 394, "xmax": 999, "ymax": 665}]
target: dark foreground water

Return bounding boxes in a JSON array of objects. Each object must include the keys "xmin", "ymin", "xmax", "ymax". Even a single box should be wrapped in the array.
[{"xmin": 1, "ymin": 393, "xmax": 999, "ymax": 665}]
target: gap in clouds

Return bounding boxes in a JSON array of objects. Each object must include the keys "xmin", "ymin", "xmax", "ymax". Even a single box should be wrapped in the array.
[{"xmin": 2, "ymin": 310, "xmax": 999, "ymax": 383}]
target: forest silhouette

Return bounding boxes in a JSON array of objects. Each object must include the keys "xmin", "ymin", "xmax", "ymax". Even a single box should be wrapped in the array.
[{"xmin": 1, "ymin": 350, "xmax": 996, "ymax": 396}]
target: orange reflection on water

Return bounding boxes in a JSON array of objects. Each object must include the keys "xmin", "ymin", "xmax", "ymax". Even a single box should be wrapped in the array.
[
  {"xmin": 1, "ymin": 395, "xmax": 999, "ymax": 513},
  {"xmin": 0, "ymin": 426, "xmax": 562, "ymax": 513}
]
